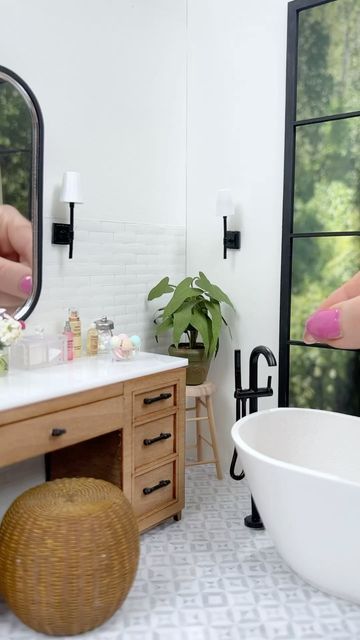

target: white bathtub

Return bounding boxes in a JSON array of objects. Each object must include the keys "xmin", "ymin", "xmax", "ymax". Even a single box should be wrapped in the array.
[{"xmin": 231, "ymin": 407, "xmax": 360, "ymax": 604}]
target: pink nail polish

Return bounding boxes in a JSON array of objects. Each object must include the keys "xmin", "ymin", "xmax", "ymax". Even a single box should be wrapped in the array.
[
  {"xmin": 305, "ymin": 308, "xmax": 341, "ymax": 341},
  {"xmin": 19, "ymin": 275, "xmax": 32, "ymax": 296}
]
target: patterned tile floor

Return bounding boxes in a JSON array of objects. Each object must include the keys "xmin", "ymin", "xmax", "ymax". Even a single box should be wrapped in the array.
[{"xmin": 1, "ymin": 465, "xmax": 360, "ymax": 639}]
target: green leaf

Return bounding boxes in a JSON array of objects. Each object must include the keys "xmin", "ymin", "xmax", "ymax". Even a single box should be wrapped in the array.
[
  {"xmin": 147, "ymin": 277, "xmax": 174, "ymax": 301},
  {"xmin": 204, "ymin": 300, "xmax": 222, "ymax": 356},
  {"xmin": 154, "ymin": 316, "xmax": 173, "ymax": 337},
  {"xmin": 172, "ymin": 300, "xmax": 197, "ymax": 346},
  {"xmin": 221, "ymin": 314, "xmax": 232, "ymax": 339},
  {"xmin": 195, "ymin": 272, "xmax": 235, "ymax": 309},
  {"xmin": 163, "ymin": 277, "xmax": 202, "ymax": 317},
  {"xmin": 189, "ymin": 307, "xmax": 213, "ymax": 356}
]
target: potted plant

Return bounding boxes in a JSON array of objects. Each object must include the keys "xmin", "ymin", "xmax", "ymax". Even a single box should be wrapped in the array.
[{"xmin": 147, "ymin": 271, "xmax": 234, "ymax": 385}]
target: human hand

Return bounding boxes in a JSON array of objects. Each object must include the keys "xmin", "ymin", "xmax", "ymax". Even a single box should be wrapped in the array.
[
  {"xmin": 303, "ymin": 271, "xmax": 360, "ymax": 349},
  {"xmin": 0, "ymin": 204, "xmax": 32, "ymax": 312}
]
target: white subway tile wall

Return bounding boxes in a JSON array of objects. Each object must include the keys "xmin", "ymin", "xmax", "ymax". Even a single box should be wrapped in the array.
[{"xmin": 28, "ymin": 218, "xmax": 186, "ymax": 353}]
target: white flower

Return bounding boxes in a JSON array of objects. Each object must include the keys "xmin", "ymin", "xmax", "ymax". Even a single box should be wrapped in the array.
[{"xmin": 0, "ymin": 314, "xmax": 23, "ymax": 347}]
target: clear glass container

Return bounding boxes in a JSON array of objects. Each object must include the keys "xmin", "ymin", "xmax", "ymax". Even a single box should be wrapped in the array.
[
  {"xmin": 95, "ymin": 316, "xmax": 114, "ymax": 353},
  {"xmin": 10, "ymin": 334, "xmax": 67, "ymax": 369}
]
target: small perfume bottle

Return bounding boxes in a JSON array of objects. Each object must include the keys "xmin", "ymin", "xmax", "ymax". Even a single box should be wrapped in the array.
[
  {"xmin": 69, "ymin": 308, "xmax": 82, "ymax": 358},
  {"xmin": 86, "ymin": 322, "xmax": 99, "ymax": 356},
  {"xmin": 63, "ymin": 320, "xmax": 74, "ymax": 361}
]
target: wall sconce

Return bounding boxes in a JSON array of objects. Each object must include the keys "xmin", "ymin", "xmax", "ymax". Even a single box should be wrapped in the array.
[
  {"xmin": 52, "ymin": 171, "xmax": 83, "ymax": 259},
  {"xmin": 216, "ymin": 189, "xmax": 240, "ymax": 259}
]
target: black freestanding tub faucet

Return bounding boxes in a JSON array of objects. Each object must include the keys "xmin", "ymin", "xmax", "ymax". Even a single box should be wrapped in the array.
[{"xmin": 230, "ymin": 345, "xmax": 277, "ymax": 529}]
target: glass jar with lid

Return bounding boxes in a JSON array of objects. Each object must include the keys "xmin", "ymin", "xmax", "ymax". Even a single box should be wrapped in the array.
[{"xmin": 95, "ymin": 316, "xmax": 114, "ymax": 353}]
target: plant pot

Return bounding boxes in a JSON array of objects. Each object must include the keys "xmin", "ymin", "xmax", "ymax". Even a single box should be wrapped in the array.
[{"xmin": 168, "ymin": 343, "xmax": 211, "ymax": 386}]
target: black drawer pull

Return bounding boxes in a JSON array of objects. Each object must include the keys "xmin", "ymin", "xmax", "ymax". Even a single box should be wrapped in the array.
[
  {"xmin": 143, "ymin": 479, "xmax": 171, "ymax": 495},
  {"xmin": 143, "ymin": 432, "xmax": 172, "ymax": 446},
  {"xmin": 143, "ymin": 392, "xmax": 172, "ymax": 405},
  {"xmin": 51, "ymin": 428, "xmax": 67, "ymax": 437}
]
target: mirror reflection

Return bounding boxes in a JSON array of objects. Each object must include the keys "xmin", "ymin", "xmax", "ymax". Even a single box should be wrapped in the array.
[{"xmin": 0, "ymin": 67, "xmax": 43, "ymax": 320}]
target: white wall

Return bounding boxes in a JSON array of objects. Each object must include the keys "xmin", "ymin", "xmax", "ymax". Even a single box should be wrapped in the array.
[
  {"xmin": 186, "ymin": 0, "xmax": 289, "ymax": 467},
  {"xmin": 1, "ymin": 0, "xmax": 187, "ymax": 227}
]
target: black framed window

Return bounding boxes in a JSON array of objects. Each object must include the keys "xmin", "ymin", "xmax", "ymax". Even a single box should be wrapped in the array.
[{"xmin": 279, "ymin": 0, "xmax": 360, "ymax": 414}]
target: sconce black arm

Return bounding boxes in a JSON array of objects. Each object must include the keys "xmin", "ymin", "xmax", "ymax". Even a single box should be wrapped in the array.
[
  {"xmin": 68, "ymin": 202, "xmax": 74, "ymax": 259},
  {"xmin": 52, "ymin": 202, "xmax": 75, "ymax": 259},
  {"xmin": 223, "ymin": 216, "xmax": 240, "ymax": 259}
]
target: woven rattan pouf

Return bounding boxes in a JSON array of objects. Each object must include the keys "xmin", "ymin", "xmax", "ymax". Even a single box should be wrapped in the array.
[{"xmin": 0, "ymin": 477, "xmax": 140, "ymax": 636}]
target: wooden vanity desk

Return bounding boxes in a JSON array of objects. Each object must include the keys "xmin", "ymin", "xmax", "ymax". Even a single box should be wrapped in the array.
[{"xmin": 0, "ymin": 353, "xmax": 187, "ymax": 533}]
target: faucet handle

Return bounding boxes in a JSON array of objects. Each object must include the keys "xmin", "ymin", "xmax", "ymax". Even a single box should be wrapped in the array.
[{"xmin": 266, "ymin": 375, "xmax": 272, "ymax": 391}]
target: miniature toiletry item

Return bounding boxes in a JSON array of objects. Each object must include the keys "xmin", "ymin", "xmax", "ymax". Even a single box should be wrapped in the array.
[
  {"xmin": 95, "ymin": 316, "xmax": 114, "ymax": 353},
  {"xmin": 47, "ymin": 335, "xmax": 67, "ymax": 365},
  {"xmin": 86, "ymin": 322, "xmax": 99, "ymax": 356},
  {"xmin": 112, "ymin": 333, "xmax": 137, "ymax": 361},
  {"xmin": 11, "ymin": 334, "xmax": 67, "ymax": 369},
  {"xmin": 26, "ymin": 327, "xmax": 46, "ymax": 367},
  {"xmin": 69, "ymin": 308, "xmax": 82, "ymax": 358},
  {"xmin": 121, "ymin": 336, "xmax": 133, "ymax": 353},
  {"xmin": 130, "ymin": 335, "xmax": 141, "ymax": 352},
  {"xmin": 63, "ymin": 320, "xmax": 74, "ymax": 361}
]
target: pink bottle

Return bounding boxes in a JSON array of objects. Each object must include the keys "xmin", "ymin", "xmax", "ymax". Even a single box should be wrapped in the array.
[{"xmin": 63, "ymin": 320, "xmax": 74, "ymax": 361}]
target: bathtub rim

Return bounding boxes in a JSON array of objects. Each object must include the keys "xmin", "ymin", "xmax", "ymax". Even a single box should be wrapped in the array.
[{"xmin": 231, "ymin": 406, "xmax": 360, "ymax": 490}]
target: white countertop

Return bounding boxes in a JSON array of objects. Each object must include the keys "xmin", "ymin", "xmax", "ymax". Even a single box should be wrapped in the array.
[{"xmin": 0, "ymin": 352, "xmax": 188, "ymax": 411}]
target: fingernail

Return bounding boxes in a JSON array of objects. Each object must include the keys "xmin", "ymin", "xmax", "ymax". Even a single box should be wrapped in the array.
[
  {"xmin": 19, "ymin": 275, "xmax": 32, "ymax": 295},
  {"xmin": 305, "ymin": 308, "xmax": 341, "ymax": 341},
  {"xmin": 303, "ymin": 331, "xmax": 317, "ymax": 345}
]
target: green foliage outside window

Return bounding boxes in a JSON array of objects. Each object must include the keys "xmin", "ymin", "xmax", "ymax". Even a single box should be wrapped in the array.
[{"xmin": 289, "ymin": 0, "xmax": 360, "ymax": 414}]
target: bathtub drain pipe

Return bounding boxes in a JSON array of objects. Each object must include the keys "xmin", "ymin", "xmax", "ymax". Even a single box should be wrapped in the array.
[{"xmin": 231, "ymin": 347, "xmax": 277, "ymax": 529}]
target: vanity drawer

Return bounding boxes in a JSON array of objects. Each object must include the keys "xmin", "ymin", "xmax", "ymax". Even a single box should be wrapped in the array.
[
  {"xmin": 133, "ymin": 460, "xmax": 176, "ymax": 517},
  {"xmin": 133, "ymin": 384, "xmax": 175, "ymax": 420},
  {"xmin": 134, "ymin": 414, "xmax": 176, "ymax": 469},
  {"xmin": 0, "ymin": 396, "xmax": 124, "ymax": 468}
]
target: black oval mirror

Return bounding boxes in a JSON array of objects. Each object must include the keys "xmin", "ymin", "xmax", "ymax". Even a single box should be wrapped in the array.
[{"xmin": 0, "ymin": 66, "xmax": 43, "ymax": 320}]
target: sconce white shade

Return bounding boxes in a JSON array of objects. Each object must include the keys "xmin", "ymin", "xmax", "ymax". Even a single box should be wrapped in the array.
[
  {"xmin": 216, "ymin": 189, "xmax": 234, "ymax": 217},
  {"xmin": 60, "ymin": 171, "xmax": 83, "ymax": 204}
]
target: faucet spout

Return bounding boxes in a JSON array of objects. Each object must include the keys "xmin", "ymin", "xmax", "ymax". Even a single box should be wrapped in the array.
[{"xmin": 249, "ymin": 345, "xmax": 277, "ymax": 414}]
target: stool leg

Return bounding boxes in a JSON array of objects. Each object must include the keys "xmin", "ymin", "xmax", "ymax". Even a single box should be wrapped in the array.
[
  {"xmin": 205, "ymin": 395, "xmax": 223, "ymax": 480},
  {"xmin": 196, "ymin": 397, "xmax": 203, "ymax": 462}
]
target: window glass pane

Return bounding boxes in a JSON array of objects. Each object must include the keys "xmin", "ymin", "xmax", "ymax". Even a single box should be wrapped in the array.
[
  {"xmin": 290, "ymin": 236, "xmax": 360, "ymax": 341},
  {"xmin": 289, "ymin": 345, "xmax": 360, "ymax": 415},
  {"xmin": 293, "ymin": 117, "xmax": 360, "ymax": 233},
  {"xmin": 297, "ymin": 0, "xmax": 360, "ymax": 120}
]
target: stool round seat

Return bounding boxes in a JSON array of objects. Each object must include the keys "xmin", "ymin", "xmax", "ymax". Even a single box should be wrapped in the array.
[
  {"xmin": 186, "ymin": 380, "xmax": 216, "ymax": 398},
  {"xmin": 0, "ymin": 477, "xmax": 140, "ymax": 636}
]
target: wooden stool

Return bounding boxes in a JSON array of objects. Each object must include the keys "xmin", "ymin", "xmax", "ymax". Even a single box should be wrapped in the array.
[{"xmin": 185, "ymin": 381, "xmax": 223, "ymax": 479}]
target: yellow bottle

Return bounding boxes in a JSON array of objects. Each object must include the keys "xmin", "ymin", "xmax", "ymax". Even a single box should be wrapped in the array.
[
  {"xmin": 68, "ymin": 308, "xmax": 82, "ymax": 358},
  {"xmin": 86, "ymin": 322, "xmax": 99, "ymax": 356}
]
